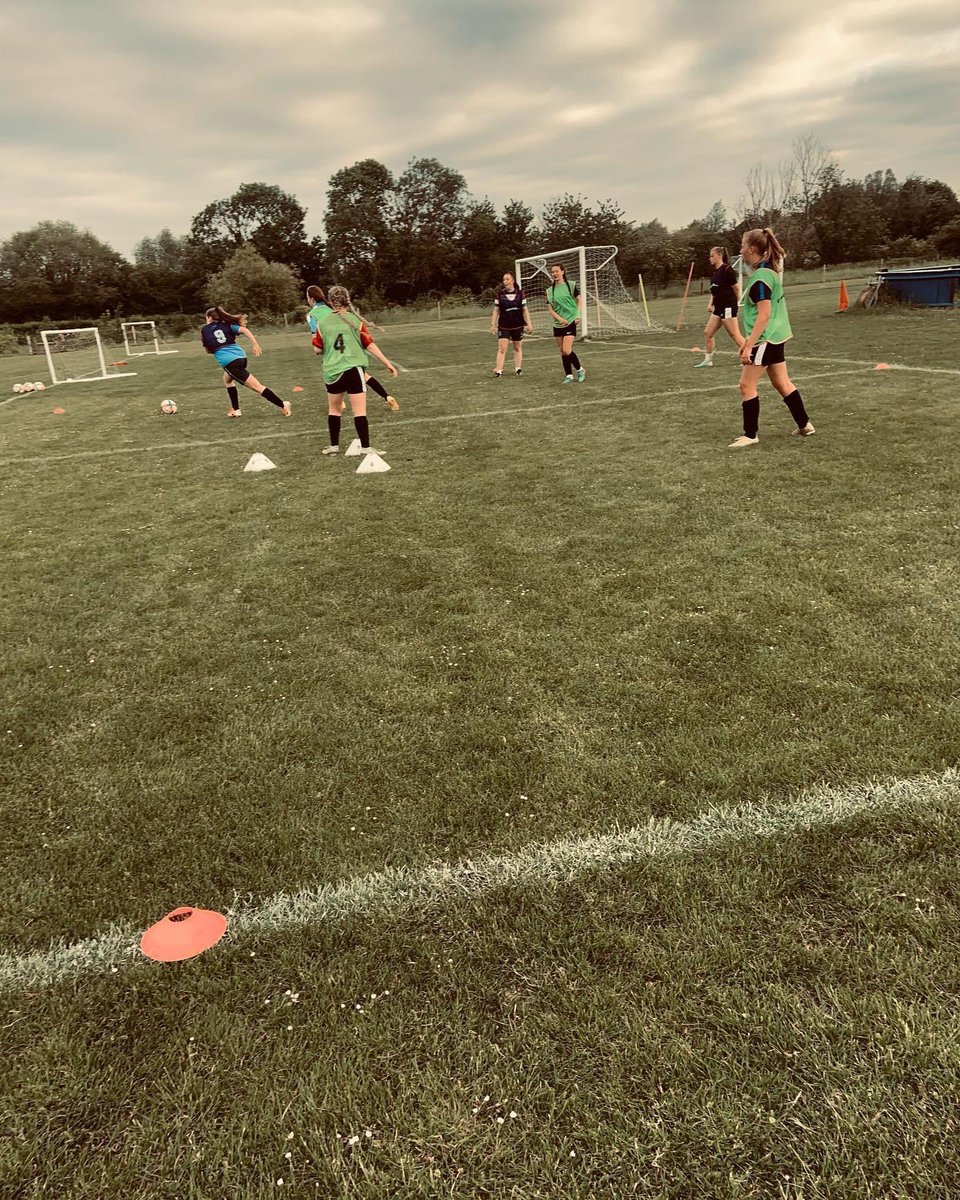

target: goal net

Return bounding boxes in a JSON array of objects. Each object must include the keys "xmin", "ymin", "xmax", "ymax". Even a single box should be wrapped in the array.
[
  {"xmin": 41, "ymin": 328, "xmax": 137, "ymax": 386},
  {"xmin": 121, "ymin": 320, "xmax": 179, "ymax": 358},
  {"xmin": 515, "ymin": 244, "xmax": 668, "ymax": 337}
]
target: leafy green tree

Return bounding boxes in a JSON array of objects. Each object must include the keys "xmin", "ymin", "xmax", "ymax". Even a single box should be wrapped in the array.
[
  {"xmin": 205, "ymin": 246, "xmax": 301, "ymax": 320},
  {"xmin": 459, "ymin": 199, "xmax": 505, "ymax": 291},
  {"xmin": 891, "ymin": 176, "xmax": 960, "ymax": 240},
  {"xmin": 188, "ymin": 183, "xmax": 316, "ymax": 280},
  {"xmin": 498, "ymin": 200, "xmax": 537, "ymax": 261},
  {"xmin": 390, "ymin": 157, "xmax": 468, "ymax": 299},
  {"xmin": 618, "ymin": 220, "xmax": 687, "ymax": 290},
  {"xmin": 812, "ymin": 169, "xmax": 888, "ymax": 263},
  {"xmin": 128, "ymin": 229, "xmax": 200, "ymax": 312},
  {"xmin": 324, "ymin": 159, "xmax": 395, "ymax": 293},
  {"xmin": 0, "ymin": 221, "xmax": 127, "ymax": 321},
  {"xmin": 932, "ymin": 218, "xmax": 960, "ymax": 257}
]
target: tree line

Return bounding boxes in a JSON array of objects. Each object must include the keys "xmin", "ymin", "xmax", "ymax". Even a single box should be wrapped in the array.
[{"xmin": 1, "ymin": 137, "xmax": 958, "ymax": 326}]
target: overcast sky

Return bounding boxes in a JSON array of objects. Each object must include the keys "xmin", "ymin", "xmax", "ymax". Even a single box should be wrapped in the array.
[{"xmin": 2, "ymin": 0, "xmax": 958, "ymax": 258}]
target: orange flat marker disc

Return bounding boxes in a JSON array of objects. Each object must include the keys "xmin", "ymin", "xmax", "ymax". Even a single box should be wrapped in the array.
[
  {"xmin": 111, "ymin": 360, "xmax": 129, "ymax": 367},
  {"xmin": 875, "ymin": 362, "xmax": 891, "ymax": 370},
  {"xmin": 292, "ymin": 386, "xmax": 303, "ymax": 392},
  {"xmin": 690, "ymin": 346, "xmax": 701, "ymax": 352},
  {"xmin": 140, "ymin": 906, "xmax": 228, "ymax": 962},
  {"xmin": 52, "ymin": 407, "xmax": 66, "ymax": 414}
]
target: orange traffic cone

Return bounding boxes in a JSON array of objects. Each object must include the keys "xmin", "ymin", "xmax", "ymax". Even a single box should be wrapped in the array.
[{"xmin": 836, "ymin": 281, "xmax": 849, "ymax": 313}]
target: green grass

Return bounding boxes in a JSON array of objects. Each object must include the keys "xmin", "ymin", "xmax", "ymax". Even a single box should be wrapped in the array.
[{"xmin": 1, "ymin": 290, "xmax": 959, "ymax": 1197}]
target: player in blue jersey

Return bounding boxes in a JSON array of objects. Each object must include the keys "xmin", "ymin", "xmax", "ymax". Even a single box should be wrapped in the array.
[
  {"xmin": 200, "ymin": 307, "xmax": 291, "ymax": 418},
  {"xmin": 305, "ymin": 285, "xmax": 398, "ymax": 411}
]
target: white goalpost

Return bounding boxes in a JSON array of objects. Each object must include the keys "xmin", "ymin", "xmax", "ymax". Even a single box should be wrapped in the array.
[
  {"xmin": 515, "ymin": 244, "xmax": 669, "ymax": 338},
  {"xmin": 40, "ymin": 328, "xmax": 137, "ymax": 386},
  {"xmin": 121, "ymin": 320, "xmax": 178, "ymax": 358}
]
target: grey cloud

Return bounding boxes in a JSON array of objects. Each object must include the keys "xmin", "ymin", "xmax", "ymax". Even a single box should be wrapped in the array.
[{"xmin": 0, "ymin": 0, "xmax": 957, "ymax": 256}]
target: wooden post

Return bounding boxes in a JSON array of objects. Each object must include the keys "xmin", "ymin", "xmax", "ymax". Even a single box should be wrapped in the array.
[
  {"xmin": 437, "ymin": 300, "xmax": 442, "ymax": 322},
  {"xmin": 637, "ymin": 274, "xmax": 651, "ymax": 329},
  {"xmin": 675, "ymin": 262, "xmax": 695, "ymax": 332}
]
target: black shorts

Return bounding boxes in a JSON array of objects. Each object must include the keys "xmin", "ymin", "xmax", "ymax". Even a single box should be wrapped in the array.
[
  {"xmin": 326, "ymin": 366, "xmax": 367, "ymax": 395},
  {"xmin": 747, "ymin": 340, "xmax": 787, "ymax": 366},
  {"xmin": 498, "ymin": 327, "xmax": 524, "ymax": 342},
  {"xmin": 221, "ymin": 357, "xmax": 250, "ymax": 384},
  {"xmin": 711, "ymin": 303, "xmax": 739, "ymax": 320},
  {"xmin": 552, "ymin": 322, "xmax": 577, "ymax": 338}
]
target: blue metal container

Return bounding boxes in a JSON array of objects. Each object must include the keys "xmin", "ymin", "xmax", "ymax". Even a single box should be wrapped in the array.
[{"xmin": 878, "ymin": 265, "xmax": 960, "ymax": 306}]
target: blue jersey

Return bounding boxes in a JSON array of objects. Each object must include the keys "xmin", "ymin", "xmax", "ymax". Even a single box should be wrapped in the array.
[
  {"xmin": 307, "ymin": 302, "xmax": 329, "ymax": 334},
  {"xmin": 201, "ymin": 322, "xmax": 245, "ymax": 365}
]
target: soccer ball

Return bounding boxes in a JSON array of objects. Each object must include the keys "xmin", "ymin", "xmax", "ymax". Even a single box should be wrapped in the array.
[
  {"xmin": 12, "ymin": 384, "xmax": 22, "ymax": 393},
  {"xmin": 160, "ymin": 399, "xmax": 178, "ymax": 415},
  {"xmin": 33, "ymin": 382, "xmax": 45, "ymax": 391},
  {"xmin": 20, "ymin": 382, "xmax": 35, "ymax": 393}
]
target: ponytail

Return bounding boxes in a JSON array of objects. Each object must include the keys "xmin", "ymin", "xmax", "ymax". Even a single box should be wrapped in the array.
[
  {"xmin": 743, "ymin": 228, "xmax": 785, "ymax": 273},
  {"xmin": 205, "ymin": 305, "xmax": 243, "ymax": 325}
]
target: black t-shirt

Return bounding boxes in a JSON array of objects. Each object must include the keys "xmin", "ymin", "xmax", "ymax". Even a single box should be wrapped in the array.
[{"xmin": 710, "ymin": 263, "xmax": 738, "ymax": 309}]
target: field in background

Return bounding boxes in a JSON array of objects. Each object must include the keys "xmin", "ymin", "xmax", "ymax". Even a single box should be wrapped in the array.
[{"xmin": 1, "ymin": 290, "xmax": 958, "ymax": 1197}]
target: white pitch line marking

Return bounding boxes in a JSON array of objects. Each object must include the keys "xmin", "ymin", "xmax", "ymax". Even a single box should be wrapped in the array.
[
  {"xmin": 1, "ymin": 767, "xmax": 955, "ymax": 990},
  {"xmin": 0, "ymin": 368, "xmax": 868, "ymax": 468}
]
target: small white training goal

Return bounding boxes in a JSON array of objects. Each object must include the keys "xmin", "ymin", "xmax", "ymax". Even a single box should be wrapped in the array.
[
  {"xmin": 515, "ymin": 244, "xmax": 669, "ymax": 338},
  {"xmin": 41, "ymin": 328, "xmax": 138, "ymax": 386},
  {"xmin": 121, "ymin": 321, "xmax": 179, "ymax": 358}
]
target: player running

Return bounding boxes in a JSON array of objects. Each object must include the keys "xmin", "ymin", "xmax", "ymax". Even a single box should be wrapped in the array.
[
  {"xmin": 490, "ymin": 272, "xmax": 533, "ymax": 376},
  {"xmin": 546, "ymin": 264, "xmax": 585, "ymax": 384},
  {"xmin": 729, "ymin": 228, "xmax": 815, "ymax": 448},
  {"xmin": 201, "ymin": 307, "xmax": 291, "ymax": 418}
]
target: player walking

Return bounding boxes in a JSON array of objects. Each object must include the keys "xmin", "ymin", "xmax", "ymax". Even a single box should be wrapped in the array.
[
  {"xmin": 546, "ymin": 265, "xmax": 585, "ymax": 384},
  {"xmin": 729, "ymin": 228, "xmax": 815, "ymax": 448},
  {"xmin": 490, "ymin": 272, "xmax": 533, "ymax": 376},
  {"xmin": 696, "ymin": 246, "xmax": 744, "ymax": 367}
]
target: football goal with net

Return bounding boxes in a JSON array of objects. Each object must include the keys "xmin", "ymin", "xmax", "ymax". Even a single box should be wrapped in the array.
[
  {"xmin": 41, "ymin": 328, "xmax": 138, "ymax": 386},
  {"xmin": 515, "ymin": 245, "xmax": 668, "ymax": 337},
  {"xmin": 120, "ymin": 321, "xmax": 179, "ymax": 358}
]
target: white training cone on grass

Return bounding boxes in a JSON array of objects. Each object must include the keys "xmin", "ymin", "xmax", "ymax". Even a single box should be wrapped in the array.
[
  {"xmin": 243, "ymin": 453, "xmax": 277, "ymax": 473},
  {"xmin": 344, "ymin": 438, "xmax": 363, "ymax": 457},
  {"xmin": 356, "ymin": 452, "xmax": 391, "ymax": 475}
]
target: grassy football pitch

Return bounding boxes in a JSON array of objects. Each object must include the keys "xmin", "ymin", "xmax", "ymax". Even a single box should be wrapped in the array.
[{"xmin": 1, "ymin": 290, "xmax": 959, "ymax": 1198}]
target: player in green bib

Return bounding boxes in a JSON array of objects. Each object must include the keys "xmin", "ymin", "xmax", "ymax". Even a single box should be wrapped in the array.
[
  {"xmin": 730, "ymin": 227, "xmax": 815, "ymax": 448},
  {"xmin": 546, "ymin": 264, "xmax": 586, "ymax": 384},
  {"xmin": 317, "ymin": 285, "xmax": 398, "ymax": 458}
]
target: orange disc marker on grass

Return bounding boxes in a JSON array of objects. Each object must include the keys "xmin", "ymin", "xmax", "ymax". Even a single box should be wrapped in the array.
[
  {"xmin": 52, "ymin": 407, "xmax": 66, "ymax": 414},
  {"xmin": 292, "ymin": 386, "xmax": 303, "ymax": 392},
  {"xmin": 140, "ymin": 906, "xmax": 228, "ymax": 962},
  {"xmin": 875, "ymin": 362, "xmax": 891, "ymax": 370}
]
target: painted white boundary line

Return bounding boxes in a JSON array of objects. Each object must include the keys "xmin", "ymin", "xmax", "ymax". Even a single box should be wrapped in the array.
[
  {"xmin": 584, "ymin": 340, "xmax": 960, "ymax": 376},
  {"xmin": 1, "ymin": 767, "xmax": 955, "ymax": 991},
  {"xmin": 0, "ymin": 368, "xmax": 868, "ymax": 468}
]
